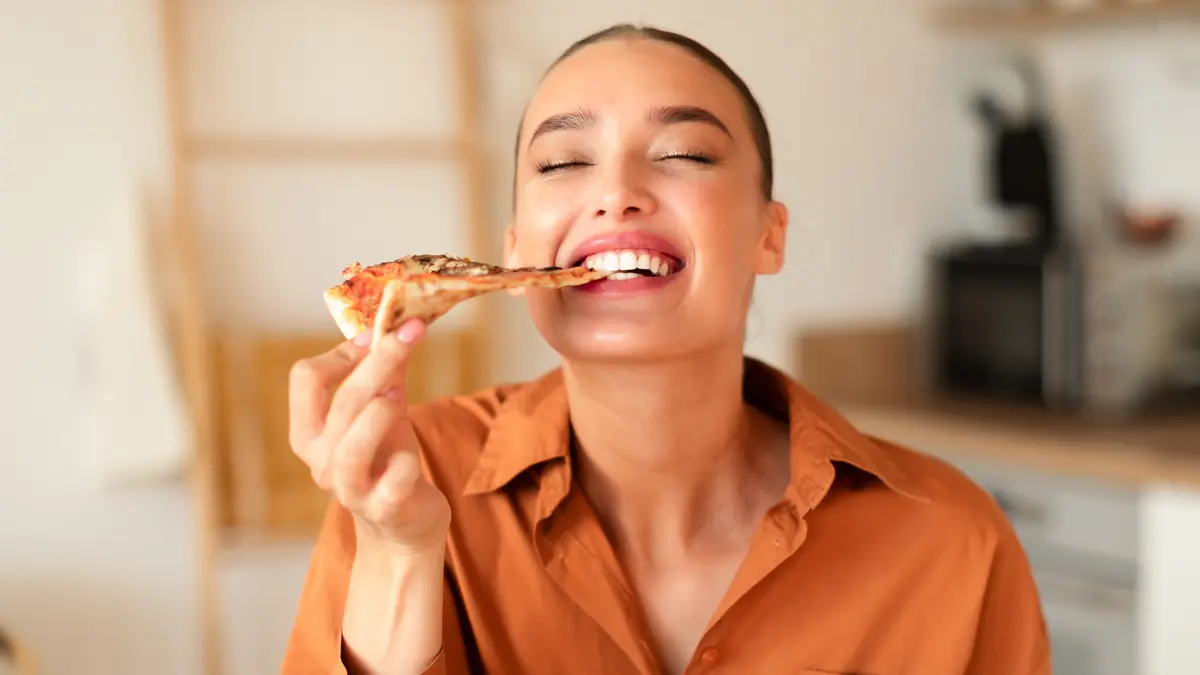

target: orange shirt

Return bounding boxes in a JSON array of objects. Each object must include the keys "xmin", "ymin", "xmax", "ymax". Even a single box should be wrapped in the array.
[{"xmin": 281, "ymin": 358, "xmax": 1051, "ymax": 674}]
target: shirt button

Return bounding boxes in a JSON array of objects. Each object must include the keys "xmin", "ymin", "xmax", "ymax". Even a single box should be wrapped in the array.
[{"xmin": 699, "ymin": 647, "xmax": 719, "ymax": 664}]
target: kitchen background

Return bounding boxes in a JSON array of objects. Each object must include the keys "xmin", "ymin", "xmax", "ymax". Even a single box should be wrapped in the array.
[{"xmin": 1, "ymin": 0, "xmax": 1198, "ymax": 674}]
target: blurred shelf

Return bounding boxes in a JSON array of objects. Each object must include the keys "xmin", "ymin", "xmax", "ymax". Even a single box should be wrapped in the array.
[
  {"xmin": 936, "ymin": 0, "xmax": 1200, "ymax": 33},
  {"xmin": 182, "ymin": 135, "xmax": 466, "ymax": 163}
]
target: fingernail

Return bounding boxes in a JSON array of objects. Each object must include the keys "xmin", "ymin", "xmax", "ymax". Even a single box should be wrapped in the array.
[
  {"xmin": 395, "ymin": 320, "xmax": 426, "ymax": 344},
  {"xmin": 353, "ymin": 330, "xmax": 372, "ymax": 346}
]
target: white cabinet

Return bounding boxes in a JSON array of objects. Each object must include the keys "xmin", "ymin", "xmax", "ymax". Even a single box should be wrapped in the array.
[
  {"xmin": 1138, "ymin": 487, "xmax": 1200, "ymax": 675},
  {"xmin": 951, "ymin": 456, "xmax": 1141, "ymax": 563},
  {"xmin": 934, "ymin": 454, "xmax": 1142, "ymax": 675},
  {"xmin": 1037, "ymin": 567, "xmax": 1138, "ymax": 675}
]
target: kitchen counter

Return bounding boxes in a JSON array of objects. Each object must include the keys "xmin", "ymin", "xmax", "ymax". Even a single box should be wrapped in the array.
[{"xmin": 832, "ymin": 398, "xmax": 1200, "ymax": 488}]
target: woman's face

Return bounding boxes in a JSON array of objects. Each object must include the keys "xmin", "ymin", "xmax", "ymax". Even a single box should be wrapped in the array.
[{"xmin": 507, "ymin": 37, "xmax": 788, "ymax": 362}]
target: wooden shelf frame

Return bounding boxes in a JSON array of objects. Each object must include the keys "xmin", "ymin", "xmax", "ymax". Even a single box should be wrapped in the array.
[
  {"xmin": 183, "ymin": 135, "xmax": 466, "ymax": 163},
  {"xmin": 155, "ymin": 2, "xmax": 491, "ymax": 674},
  {"xmin": 936, "ymin": 0, "xmax": 1200, "ymax": 33}
]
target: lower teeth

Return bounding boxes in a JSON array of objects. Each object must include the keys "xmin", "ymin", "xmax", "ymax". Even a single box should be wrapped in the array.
[{"xmin": 607, "ymin": 272, "xmax": 642, "ymax": 280}]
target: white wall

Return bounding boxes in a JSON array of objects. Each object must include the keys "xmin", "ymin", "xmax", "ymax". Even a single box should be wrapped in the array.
[
  {"xmin": 1, "ymin": 1, "xmax": 1196, "ymax": 674},
  {"xmin": 0, "ymin": 2, "xmax": 205, "ymax": 674}
]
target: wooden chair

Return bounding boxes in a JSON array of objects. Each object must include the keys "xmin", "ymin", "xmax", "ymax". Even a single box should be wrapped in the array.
[{"xmin": 208, "ymin": 326, "xmax": 483, "ymax": 542}]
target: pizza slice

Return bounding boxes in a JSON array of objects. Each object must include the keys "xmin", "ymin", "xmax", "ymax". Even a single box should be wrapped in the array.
[{"xmin": 323, "ymin": 254, "xmax": 609, "ymax": 345}]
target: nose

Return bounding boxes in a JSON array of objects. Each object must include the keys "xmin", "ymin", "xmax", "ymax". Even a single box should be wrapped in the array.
[{"xmin": 592, "ymin": 160, "xmax": 657, "ymax": 221}]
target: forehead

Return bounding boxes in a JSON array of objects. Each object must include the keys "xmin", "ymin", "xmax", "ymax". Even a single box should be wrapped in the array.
[{"xmin": 522, "ymin": 37, "xmax": 746, "ymax": 139}]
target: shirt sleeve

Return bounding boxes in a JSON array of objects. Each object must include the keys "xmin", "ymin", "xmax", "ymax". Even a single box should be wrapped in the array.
[
  {"xmin": 964, "ymin": 521, "xmax": 1053, "ymax": 675},
  {"xmin": 279, "ymin": 501, "xmax": 472, "ymax": 675}
]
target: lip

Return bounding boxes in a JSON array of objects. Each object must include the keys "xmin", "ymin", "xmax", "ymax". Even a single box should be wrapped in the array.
[
  {"xmin": 573, "ymin": 273, "xmax": 681, "ymax": 295},
  {"xmin": 563, "ymin": 230, "xmax": 687, "ymax": 269}
]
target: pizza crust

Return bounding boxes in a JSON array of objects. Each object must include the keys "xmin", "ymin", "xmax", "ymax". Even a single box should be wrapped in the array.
[
  {"xmin": 322, "ymin": 289, "xmax": 365, "ymax": 340},
  {"xmin": 370, "ymin": 266, "xmax": 608, "ymax": 347},
  {"xmin": 324, "ymin": 254, "xmax": 611, "ymax": 346}
]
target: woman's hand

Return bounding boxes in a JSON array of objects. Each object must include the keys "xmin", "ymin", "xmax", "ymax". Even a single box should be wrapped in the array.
[
  {"xmin": 289, "ymin": 320, "xmax": 451, "ymax": 673},
  {"xmin": 288, "ymin": 319, "xmax": 451, "ymax": 557}
]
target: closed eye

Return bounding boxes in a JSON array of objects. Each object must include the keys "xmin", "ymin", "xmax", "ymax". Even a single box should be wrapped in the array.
[
  {"xmin": 536, "ymin": 160, "xmax": 590, "ymax": 175},
  {"xmin": 537, "ymin": 151, "xmax": 715, "ymax": 174},
  {"xmin": 659, "ymin": 151, "xmax": 715, "ymax": 165}
]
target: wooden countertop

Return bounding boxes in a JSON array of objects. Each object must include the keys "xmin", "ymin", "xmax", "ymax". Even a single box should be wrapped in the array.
[{"xmin": 830, "ymin": 398, "xmax": 1200, "ymax": 488}]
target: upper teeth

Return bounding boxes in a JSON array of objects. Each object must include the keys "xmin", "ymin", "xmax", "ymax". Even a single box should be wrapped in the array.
[{"xmin": 583, "ymin": 249, "xmax": 673, "ymax": 277}]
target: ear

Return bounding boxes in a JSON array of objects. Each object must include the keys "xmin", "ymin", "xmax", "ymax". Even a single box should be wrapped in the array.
[
  {"xmin": 502, "ymin": 223, "xmax": 526, "ymax": 296},
  {"xmin": 755, "ymin": 201, "xmax": 788, "ymax": 275},
  {"xmin": 503, "ymin": 223, "xmax": 518, "ymax": 266}
]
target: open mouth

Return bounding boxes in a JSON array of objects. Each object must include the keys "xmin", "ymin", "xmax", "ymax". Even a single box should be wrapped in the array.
[{"xmin": 570, "ymin": 248, "xmax": 685, "ymax": 280}]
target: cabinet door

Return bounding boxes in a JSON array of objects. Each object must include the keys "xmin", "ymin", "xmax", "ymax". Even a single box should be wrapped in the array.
[
  {"xmin": 1037, "ymin": 569, "xmax": 1138, "ymax": 675},
  {"xmin": 941, "ymin": 455, "xmax": 1141, "ymax": 565}
]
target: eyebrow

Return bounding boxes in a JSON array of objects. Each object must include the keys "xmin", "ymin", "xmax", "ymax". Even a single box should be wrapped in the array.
[
  {"xmin": 527, "ymin": 108, "xmax": 596, "ymax": 148},
  {"xmin": 526, "ymin": 105, "xmax": 732, "ymax": 149},
  {"xmin": 647, "ymin": 105, "xmax": 732, "ymax": 138}
]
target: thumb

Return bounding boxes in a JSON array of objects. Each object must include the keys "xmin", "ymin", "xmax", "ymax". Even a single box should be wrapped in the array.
[{"xmin": 379, "ymin": 319, "xmax": 427, "ymax": 398}]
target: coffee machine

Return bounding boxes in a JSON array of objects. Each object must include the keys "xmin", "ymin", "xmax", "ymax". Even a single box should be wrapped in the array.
[
  {"xmin": 928, "ymin": 58, "xmax": 1084, "ymax": 410},
  {"xmin": 970, "ymin": 58, "xmax": 1063, "ymax": 250}
]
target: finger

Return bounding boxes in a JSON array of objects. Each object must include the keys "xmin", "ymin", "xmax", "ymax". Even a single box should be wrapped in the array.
[
  {"xmin": 324, "ymin": 320, "xmax": 426, "ymax": 438},
  {"xmin": 362, "ymin": 449, "xmax": 423, "ymax": 524},
  {"xmin": 288, "ymin": 337, "xmax": 370, "ymax": 449},
  {"xmin": 328, "ymin": 394, "xmax": 411, "ymax": 507}
]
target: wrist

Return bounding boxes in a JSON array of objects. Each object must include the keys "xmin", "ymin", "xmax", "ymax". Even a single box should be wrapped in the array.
[
  {"xmin": 344, "ymin": 544, "xmax": 446, "ymax": 674},
  {"xmin": 353, "ymin": 520, "xmax": 449, "ymax": 563}
]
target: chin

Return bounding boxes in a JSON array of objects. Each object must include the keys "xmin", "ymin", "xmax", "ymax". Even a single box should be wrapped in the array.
[{"xmin": 528, "ymin": 308, "xmax": 741, "ymax": 365}]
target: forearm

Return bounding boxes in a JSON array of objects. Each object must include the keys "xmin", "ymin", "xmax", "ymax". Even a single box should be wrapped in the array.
[{"xmin": 342, "ymin": 544, "xmax": 446, "ymax": 675}]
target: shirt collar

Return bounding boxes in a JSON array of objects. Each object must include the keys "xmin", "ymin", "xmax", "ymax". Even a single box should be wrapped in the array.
[{"xmin": 462, "ymin": 357, "xmax": 926, "ymax": 504}]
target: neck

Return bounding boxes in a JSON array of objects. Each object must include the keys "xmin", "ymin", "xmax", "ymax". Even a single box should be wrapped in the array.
[{"xmin": 563, "ymin": 348, "xmax": 788, "ymax": 564}]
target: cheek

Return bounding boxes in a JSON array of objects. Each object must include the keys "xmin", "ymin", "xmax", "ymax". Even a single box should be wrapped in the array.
[
  {"xmin": 668, "ymin": 180, "xmax": 761, "ymax": 261},
  {"xmin": 513, "ymin": 190, "xmax": 579, "ymax": 265}
]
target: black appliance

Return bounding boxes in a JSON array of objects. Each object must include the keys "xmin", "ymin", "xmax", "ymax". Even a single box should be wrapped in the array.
[
  {"xmin": 931, "ymin": 59, "xmax": 1083, "ymax": 409},
  {"xmin": 931, "ymin": 242, "xmax": 1085, "ymax": 411},
  {"xmin": 971, "ymin": 59, "xmax": 1061, "ymax": 248}
]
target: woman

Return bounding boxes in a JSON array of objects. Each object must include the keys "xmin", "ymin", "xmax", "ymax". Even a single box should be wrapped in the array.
[{"xmin": 282, "ymin": 24, "xmax": 1050, "ymax": 675}]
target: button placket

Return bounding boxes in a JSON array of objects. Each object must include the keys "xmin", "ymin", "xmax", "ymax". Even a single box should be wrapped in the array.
[
  {"xmin": 538, "ymin": 490, "xmax": 657, "ymax": 675},
  {"xmin": 768, "ymin": 502, "xmax": 802, "ymax": 555},
  {"xmin": 686, "ymin": 646, "xmax": 720, "ymax": 673}
]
